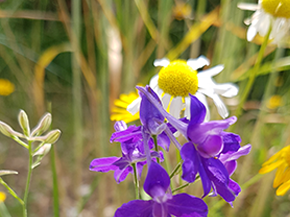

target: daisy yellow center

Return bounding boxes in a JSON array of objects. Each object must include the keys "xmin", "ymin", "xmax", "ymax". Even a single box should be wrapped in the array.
[
  {"xmin": 158, "ymin": 60, "xmax": 198, "ymax": 97},
  {"xmin": 261, "ymin": 0, "xmax": 290, "ymax": 18}
]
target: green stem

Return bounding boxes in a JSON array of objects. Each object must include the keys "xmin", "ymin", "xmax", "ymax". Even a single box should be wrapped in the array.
[
  {"xmin": 23, "ymin": 141, "xmax": 33, "ymax": 217},
  {"xmin": 0, "ymin": 178, "xmax": 23, "ymax": 205},
  {"xmin": 169, "ymin": 162, "xmax": 181, "ymax": 179},
  {"xmin": 50, "ymin": 144, "xmax": 59, "ymax": 217},
  {"xmin": 153, "ymin": 135, "xmax": 159, "ymax": 164},
  {"xmin": 32, "ymin": 141, "xmax": 45, "ymax": 154},
  {"xmin": 132, "ymin": 163, "xmax": 141, "ymax": 199},
  {"xmin": 172, "ymin": 183, "xmax": 190, "ymax": 193},
  {"xmin": 236, "ymin": 25, "xmax": 272, "ymax": 117},
  {"xmin": 12, "ymin": 137, "xmax": 28, "ymax": 149}
]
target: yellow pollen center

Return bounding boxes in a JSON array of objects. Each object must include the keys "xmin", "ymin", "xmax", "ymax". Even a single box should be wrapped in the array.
[
  {"xmin": 261, "ymin": 0, "xmax": 290, "ymax": 18},
  {"xmin": 158, "ymin": 60, "xmax": 198, "ymax": 97}
]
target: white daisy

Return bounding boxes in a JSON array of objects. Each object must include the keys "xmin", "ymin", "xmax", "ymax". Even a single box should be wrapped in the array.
[
  {"xmin": 238, "ymin": 0, "xmax": 290, "ymax": 44},
  {"xmin": 127, "ymin": 56, "xmax": 238, "ymax": 120}
]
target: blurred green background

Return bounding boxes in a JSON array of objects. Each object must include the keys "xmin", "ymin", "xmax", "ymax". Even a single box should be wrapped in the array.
[{"xmin": 0, "ymin": 0, "xmax": 290, "ymax": 216}]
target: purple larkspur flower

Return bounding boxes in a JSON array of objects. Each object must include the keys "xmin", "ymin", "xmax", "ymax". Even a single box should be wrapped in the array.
[
  {"xmin": 90, "ymin": 121, "xmax": 163, "ymax": 183},
  {"xmin": 136, "ymin": 86, "xmax": 251, "ymax": 203},
  {"xmin": 111, "ymin": 120, "xmax": 171, "ymax": 152},
  {"xmin": 114, "ymin": 161, "xmax": 208, "ymax": 217}
]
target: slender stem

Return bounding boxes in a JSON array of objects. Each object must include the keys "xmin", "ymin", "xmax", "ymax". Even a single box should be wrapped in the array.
[
  {"xmin": 132, "ymin": 163, "xmax": 141, "ymax": 199},
  {"xmin": 169, "ymin": 162, "xmax": 181, "ymax": 179},
  {"xmin": 152, "ymin": 135, "xmax": 160, "ymax": 164},
  {"xmin": 12, "ymin": 137, "xmax": 28, "ymax": 149},
  {"xmin": 23, "ymin": 140, "xmax": 33, "ymax": 217},
  {"xmin": 235, "ymin": 25, "xmax": 272, "ymax": 117},
  {"xmin": 32, "ymin": 141, "xmax": 45, "ymax": 154},
  {"xmin": 172, "ymin": 183, "xmax": 190, "ymax": 193},
  {"xmin": 0, "ymin": 178, "xmax": 23, "ymax": 205},
  {"xmin": 50, "ymin": 144, "xmax": 59, "ymax": 217}
]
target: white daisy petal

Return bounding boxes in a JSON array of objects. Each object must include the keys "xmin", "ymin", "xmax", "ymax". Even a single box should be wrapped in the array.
[
  {"xmin": 153, "ymin": 58, "xmax": 170, "ymax": 67},
  {"xmin": 198, "ymin": 65, "xmax": 224, "ymax": 77},
  {"xmin": 237, "ymin": 3, "xmax": 260, "ymax": 11},
  {"xmin": 149, "ymin": 74, "xmax": 159, "ymax": 90},
  {"xmin": 184, "ymin": 96, "xmax": 191, "ymax": 118},
  {"xmin": 170, "ymin": 97, "xmax": 183, "ymax": 119},
  {"xmin": 197, "ymin": 65, "xmax": 224, "ymax": 89},
  {"xmin": 247, "ymin": 24, "xmax": 258, "ymax": 41},
  {"xmin": 213, "ymin": 83, "xmax": 239, "ymax": 97},
  {"xmin": 127, "ymin": 97, "xmax": 141, "ymax": 115},
  {"xmin": 187, "ymin": 56, "xmax": 210, "ymax": 70},
  {"xmin": 212, "ymin": 94, "xmax": 229, "ymax": 119},
  {"xmin": 198, "ymin": 89, "xmax": 229, "ymax": 119},
  {"xmin": 240, "ymin": 1, "xmax": 290, "ymax": 45},
  {"xmin": 162, "ymin": 93, "xmax": 171, "ymax": 110}
]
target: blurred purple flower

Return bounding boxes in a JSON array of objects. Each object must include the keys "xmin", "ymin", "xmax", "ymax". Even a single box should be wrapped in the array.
[
  {"xmin": 90, "ymin": 121, "xmax": 163, "ymax": 183},
  {"xmin": 114, "ymin": 161, "xmax": 208, "ymax": 217}
]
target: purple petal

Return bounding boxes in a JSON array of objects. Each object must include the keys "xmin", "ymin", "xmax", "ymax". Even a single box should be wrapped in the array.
[
  {"xmin": 188, "ymin": 94, "xmax": 206, "ymax": 126},
  {"xmin": 114, "ymin": 121, "xmax": 127, "ymax": 132},
  {"xmin": 221, "ymin": 132, "xmax": 241, "ymax": 154},
  {"xmin": 136, "ymin": 86, "xmax": 188, "ymax": 137},
  {"xmin": 139, "ymin": 86, "xmax": 165, "ymax": 135},
  {"xmin": 180, "ymin": 143, "xmax": 199, "ymax": 183},
  {"xmin": 143, "ymin": 161, "xmax": 170, "ymax": 198},
  {"xmin": 229, "ymin": 179, "xmax": 241, "ymax": 196},
  {"xmin": 202, "ymin": 157, "xmax": 236, "ymax": 202},
  {"xmin": 219, "ymin": 144, "xmax": 251, "ymax": 163},
  {"xmin": 198, "ymin": 158, "xmax": 212, "ymax": 197},
  {"xmin": 157, "ymin": 132, "xmax": 171, "ymax": 151},
  {"xmin": 188, "ymin": 117, "xmax": 237, "ymax": 145},
  {"xmin": 167, "ymin": 193, "xmax": 208, "ymax": 217},
  {"xmin": 110, "ymin": 125, "xmax": 142, "ymax": 143},
  {"xmin": 114, "ymin": 200, "xmax": 153, "ymax": 217},
  {"xmin": 89, "ymin": 157, "xmax": 119, "ymax": 172},
  {"xmin": 113, "ymin": 158, "xmax": 130, "ymax": 170},
  {"xmin": 153, "ymin": 202, "xmax": 169, "ymax": 217},
  {"xmin": 114, "ymin": 166, "xmax": 133, "ymax": 183},
  {"xmin": 223, "ymin": 160, "xmax": 237, "ymax": 176},
  {"xmin": 197, "ymin": 135, "xmax": 223, "ymax": 158}
]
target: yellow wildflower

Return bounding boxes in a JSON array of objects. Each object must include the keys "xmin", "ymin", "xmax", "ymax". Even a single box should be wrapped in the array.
[
  {"xmin": 266, "ymin": 95, "xmax": 283, "ymax": 109},
  {"xmin": 0, "ymin": 192, "xmax": 6, "ymax": 202},
  {"xmin": 110, "ymin": 92, "xmax": 139, "ymax": 123},
  {"xmin": 0, "ymin": 79, "xmax": 14, "ymax": 96},
  {"xmin": 173, "ymin": 2, "xmax": 192, "ymax": 20},
  {"xmin": 259, "ymin": 146, "xmax": 290, "ymax": 196}
]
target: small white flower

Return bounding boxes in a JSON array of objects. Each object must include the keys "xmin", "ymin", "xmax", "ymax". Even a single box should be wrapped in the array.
[
  {"xmin": 127, "ymin": 56, "xmax": 238, "ymax": 120},
  {"xmin": 238, "ymin": 0, "xmax": 290, "ymax": 44}
]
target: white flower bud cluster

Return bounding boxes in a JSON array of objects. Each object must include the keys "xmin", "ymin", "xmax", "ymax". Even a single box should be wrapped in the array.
[{"xmin": 0, "ymin": 110, "xmax": 61, "ymax": 168}]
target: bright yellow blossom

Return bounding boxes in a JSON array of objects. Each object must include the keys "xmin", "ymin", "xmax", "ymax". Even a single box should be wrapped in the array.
[
  {"xmin": 259, "ymin": 146, "xmax": 290, "ymax": 196},
  {"xmin": 267, "ymin": 95, "xmax": 283, "ymax": 109},
  {"xmin": 0, "ymin": 192, "xmax": 6, "ymax": 202},
  {"xmin": 0, "ymin": 79, "xmax": 14, "ymax": 96},
  {"xmin": 110, "ymin": 92, "xmax": 139, "ymax": 123}
]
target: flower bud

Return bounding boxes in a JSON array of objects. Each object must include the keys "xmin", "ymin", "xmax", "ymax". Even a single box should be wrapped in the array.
[
  {"xmin": 0, "ymin": 170, "xmax": 18, "ymax": 176},
  {"xmin": 114, "ymin": 121, "xmax": 127, "ymax": 132},
  {"xmin": 31, "ymin": 113, "xmax": 52, "ymax": 136},
  {"xmin": 18, "ymin": 110, "xmax": 30, "ymax": 137},
  {"xmin": 33, "ymin": 143, "xmax": 52, "ymax": 156},
  {"xmin": 0, "ymin": 121, "xmax": 23, "ymax": 138},
  {"xmin": 43, "ymin": 129, "xmax": 61, "ymax": 144}
]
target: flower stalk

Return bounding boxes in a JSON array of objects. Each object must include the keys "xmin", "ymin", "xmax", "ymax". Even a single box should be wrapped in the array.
[
  {"xmin": 236, "ymin": 25, "xmax": 272, "ymax": 117},
  {"xmin": 132, "ymin": 163, "xmax": 141, "ymax": 199},
  {"xmin": 23, "ymin": 140, "xmax": 33, "ymax": 217}
]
